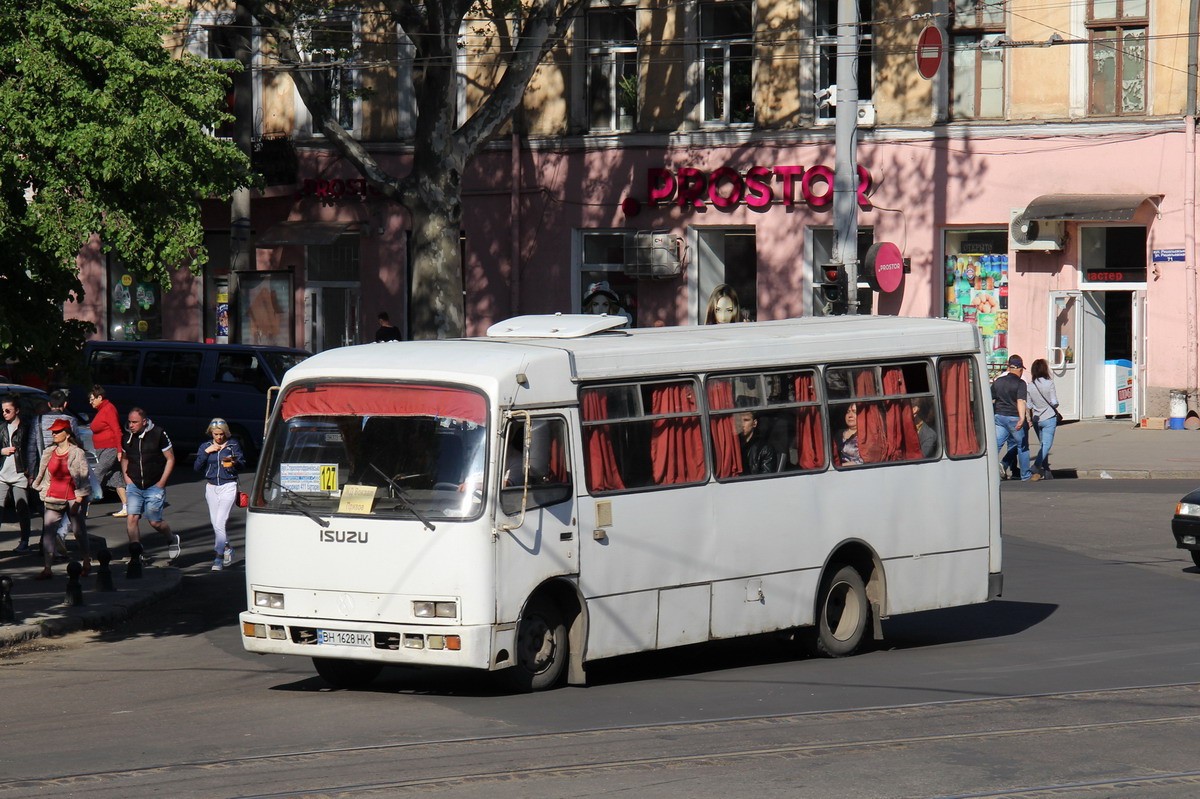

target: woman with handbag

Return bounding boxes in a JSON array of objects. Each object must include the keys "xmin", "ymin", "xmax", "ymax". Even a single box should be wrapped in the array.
[
  {"xmin": 31, "ymin": 418, "xmax": 91, "ymax": 579},
  {"xmin": 193, "ymin": 418, "xmax": 245, "ymax": 571},
  {"xmin": 1026, "ymin": 358, "xmax": 1061, "ymax": 479}
]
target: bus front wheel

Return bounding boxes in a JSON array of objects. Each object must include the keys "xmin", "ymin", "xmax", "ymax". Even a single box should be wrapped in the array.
[
  {"xmin": 313, "ymin": 657, "xmax": 382, "ymax": 689},
  {"xmin": 812, "ymin": 565, "xmax": 869, "ymax": 658},
  {"xmin": 505, "ymin": 597, "xmax": 568, "ymax": 692}
]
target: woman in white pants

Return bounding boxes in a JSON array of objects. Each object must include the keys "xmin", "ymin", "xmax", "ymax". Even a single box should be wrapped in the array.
[{"xmin": 193, "ymin": 418, "xmax": 245, "ymax": 570}]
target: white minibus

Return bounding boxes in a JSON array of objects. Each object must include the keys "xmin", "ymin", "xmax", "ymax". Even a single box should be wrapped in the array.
[{"xmin": 240, "ymin": 314, "xmax": 1001, "ymax": 690}]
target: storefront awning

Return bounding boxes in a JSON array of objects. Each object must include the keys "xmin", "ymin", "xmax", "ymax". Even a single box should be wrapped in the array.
[
  {"xmin": 1016, "ymin": 194, "xmax": 1159, "ymax": 224},
  {"xmin": 255, "ymin": 221, "xmax": 358, "ymax": 247}
]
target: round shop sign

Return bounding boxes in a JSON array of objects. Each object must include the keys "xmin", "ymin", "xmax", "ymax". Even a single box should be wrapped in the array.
[{"xmin": 864, "ymin": 242, "xmax": 905, "ymax": 294}]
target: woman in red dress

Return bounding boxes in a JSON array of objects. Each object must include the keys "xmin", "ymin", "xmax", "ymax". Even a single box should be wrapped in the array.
[{"xmin": 31, "ymin": 418, "xmax": 91, "ymax": 579}]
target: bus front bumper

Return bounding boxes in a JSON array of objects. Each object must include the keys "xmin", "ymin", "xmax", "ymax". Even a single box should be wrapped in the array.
[{"xmin": 238, "ymin": 611, "xmax": 512, "ymax": 671}]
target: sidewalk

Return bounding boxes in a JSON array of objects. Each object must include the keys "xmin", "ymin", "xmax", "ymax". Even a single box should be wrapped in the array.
[{"xmin": 2, "ymin": 420, "xmax": 1198, "ymax": 649}]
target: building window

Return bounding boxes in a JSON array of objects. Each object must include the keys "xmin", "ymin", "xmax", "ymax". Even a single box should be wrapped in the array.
[
  {"xmin": 950, "ymin": 0, "xmax": 1005, "ymax": 119},
  {"xmin": 814, "ymin": 0, "xmax": 873, "ymax": 122},
  {"xmin": 580, "ymin": 231, "xmax": 638, "ymax": 325},
  {"xmin": 107, "ymin": 258, "xmax": 162, "ymax": 341},
  {"xmin": 697, "ymin": 228, "xmax": 756, "ymax": 323},
  {"xmin": 586, "ymin": 8, "xmax": 638, "ymax": 132},
  {"xmin": 1087, "ymin": 0, "xmax": 1146, "ymax": 116},
  {"xmin": 301, "ymin": 18, "xmax": 359, "ymax": 132},
  {"xmin": 701, "ymin": 1, "xmax": 754, "ymax": 125}
]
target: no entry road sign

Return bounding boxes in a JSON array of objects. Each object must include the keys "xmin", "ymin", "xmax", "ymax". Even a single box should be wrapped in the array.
[{"xmin": 917, "ymin": 26, "xmax": 944, "ymax": 80}]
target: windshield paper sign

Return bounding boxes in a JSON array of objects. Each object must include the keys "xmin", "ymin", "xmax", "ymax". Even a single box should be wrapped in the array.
[{"xmin": 281, "ymin": 463, "xmax": 338, "ymax": 492}]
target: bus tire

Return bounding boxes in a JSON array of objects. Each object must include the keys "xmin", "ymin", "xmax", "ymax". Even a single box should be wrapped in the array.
[
  {"xmin": 812, "ymin": 565, "xmax": 869, "ymax": 658},
  {"xmin": 313, "ymin": 657, "xmax": 382, "ymax": 689},
  {"xmin": 505, "ymin": 597, "xmax": 568, "ymax": 692}
]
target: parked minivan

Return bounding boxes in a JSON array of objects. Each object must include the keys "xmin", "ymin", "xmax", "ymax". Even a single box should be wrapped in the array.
[{"xmin": 70, "ymin": 341, "xmax": 310, "ymax": 460}]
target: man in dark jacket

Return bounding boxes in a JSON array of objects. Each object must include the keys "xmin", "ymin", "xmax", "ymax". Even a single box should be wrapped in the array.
[
  {"xmin": 737, "ymin": 411, "xmax": 780, "ymax": 475},
  {"xmin": 0, "ymin": 395, "xmax": 34, "ymax": 552},
  {"xmin": 120, "ymin": 407, "xmax": 178, "ymax": 562}
]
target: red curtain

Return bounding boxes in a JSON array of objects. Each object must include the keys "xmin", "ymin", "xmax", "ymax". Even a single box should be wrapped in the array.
[
  {"xmin": 882, "ymin": 367, "xmax": 924, "ymax": 461},
  {"xmin": 940, "ymin": 359, "xmax": 979, "ymax": 456},
  {"xmin": 581, "ymin": 391, "xmax": 625, "ymax": 492},
  {"xmin": 706, "ymin": 381, "xmax": 743, "ymax": 479},
  {"xmin": 280, "ymin": 383, "xmax": 486, "ymax": 424},
  {"xmin": 794, "ymin": 374, "xmax": 824, "ymax": 469},
  {"xmin": 650, "ymin": 384, "xmax": 705, "ymax": 485},
  {"xmin": 853, "ymin": 370, "xmax": 888, "ymax": 463}
]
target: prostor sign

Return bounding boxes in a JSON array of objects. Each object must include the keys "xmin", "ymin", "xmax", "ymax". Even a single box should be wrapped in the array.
[{"xmin": 636, "ymin": 165, "xmax": 874, "ymax": 213}]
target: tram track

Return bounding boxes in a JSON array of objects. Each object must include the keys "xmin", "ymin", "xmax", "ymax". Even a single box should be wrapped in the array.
[{"xmin": 5, "ymin": 682, "xmax": 1200, "ymax": 798}]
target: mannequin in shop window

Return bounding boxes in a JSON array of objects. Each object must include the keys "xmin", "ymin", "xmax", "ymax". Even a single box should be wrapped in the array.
[
  {"xmin": 704, "ymin": 283, "xmax": 752, "ymax": 324},
  {"xmin": 581, "ymin": 281, "xmax": 632, "ymax": 327}
]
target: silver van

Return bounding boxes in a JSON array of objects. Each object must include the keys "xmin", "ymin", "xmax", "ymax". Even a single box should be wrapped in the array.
[{"xmin": 71, "ymin": 341, "xmax": 309, "ymax": 461}]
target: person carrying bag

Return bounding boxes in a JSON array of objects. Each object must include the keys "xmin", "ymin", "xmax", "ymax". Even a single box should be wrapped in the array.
[{"xmin": 1026, "ymin": 358, "xmax": 1061, "ymax": 479}]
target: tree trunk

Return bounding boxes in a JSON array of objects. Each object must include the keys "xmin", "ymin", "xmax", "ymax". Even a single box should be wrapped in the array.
[{"xmin": 407, "ymin": 167, "xmax": 465, "ymax": 339}]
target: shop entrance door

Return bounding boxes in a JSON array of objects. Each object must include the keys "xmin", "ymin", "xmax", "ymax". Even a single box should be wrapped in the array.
[
  {"xmin": 304, "ymin": 284, "xmax": 360, "ymax": 353},
  {"xmin": 1047, "ymin": 290, "xmax": 1082, "ymax": 420}
]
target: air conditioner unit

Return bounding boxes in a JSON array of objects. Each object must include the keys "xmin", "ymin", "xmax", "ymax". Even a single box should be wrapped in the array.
[
  {"xmin": 623, "ymin": 231, "xmax": 683, "ymax": 279},
  {"xmin": 856, "ymin": 103, "xmax": 876, "ymax": 127},
  {"xmin": 1009, "ymin": 209, "xmax": 1065, "ymax": 251}
]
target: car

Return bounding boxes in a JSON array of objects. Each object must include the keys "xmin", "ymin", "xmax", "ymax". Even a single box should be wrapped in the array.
[{"xmin": 1171, "ymin": 488, "xmax": 1200, "ymax": 569}]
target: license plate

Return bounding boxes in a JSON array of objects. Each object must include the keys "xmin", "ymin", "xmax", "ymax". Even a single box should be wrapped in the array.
[{"xmin": 317, "ymin": 629, "xmax": 373, "ymax": 647}]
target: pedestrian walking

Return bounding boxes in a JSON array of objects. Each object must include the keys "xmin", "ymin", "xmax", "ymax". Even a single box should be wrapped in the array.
[
  {"xmin": 193, "ymin": 418, "xmax": 244, "ymax": 571},
  {"xmin": 88, "ymin": 385, "xmax": 129, "ymax": 516},
  {"xmin": 33, "ymin": 389, "xmax": 90, "ymax": 542},
  {"xmin": 992, "ymin": 355, "xmax": 1036, "ymax": 481},
  {"xmin": 0, "ymin": 395, "xmax": 35, "ymax": 553},
  {"xmin": 121, "ymin": 408, "xmax": 178, "ymax": 563},
  {"xmin": 31, "ymin": 418, "xmax": 91, "ymax": 579},
  {"xmin": 1026, "ymin": 358, "xmax": 1061, "ymax": 479}
]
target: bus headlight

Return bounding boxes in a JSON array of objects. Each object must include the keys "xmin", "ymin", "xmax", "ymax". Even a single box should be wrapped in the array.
[
  {"xmin": 413, "ymin": 600, "xmax": 457, "ymax": 618},
  {"xmin": 254, "ymin": 591, "xmax": 285, "ymax": 609}
]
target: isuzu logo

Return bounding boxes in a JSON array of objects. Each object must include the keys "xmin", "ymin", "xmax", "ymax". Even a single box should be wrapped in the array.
[{"xmin": 320, "ymin": 530, "xmax": 370, "ymax": 544}]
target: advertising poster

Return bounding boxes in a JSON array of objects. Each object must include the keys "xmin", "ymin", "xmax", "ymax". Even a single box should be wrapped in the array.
[{"xmin": 945, "ymin": 252, "xmax": 1010, "ymax": 378}]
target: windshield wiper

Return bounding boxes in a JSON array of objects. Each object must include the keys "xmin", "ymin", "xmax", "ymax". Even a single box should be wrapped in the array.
[
  {"xmin": 369, "ymin": 464, "xmax": 436, "ymax": 531},
  {"xmin": 266, "ymin": 477, "xmax": 330, "ymax": 528}
]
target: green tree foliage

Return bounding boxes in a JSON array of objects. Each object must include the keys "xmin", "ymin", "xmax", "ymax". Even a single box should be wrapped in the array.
[{"xmin": 0, "ymin": 0, "xmax": 252, "ymax": 373}]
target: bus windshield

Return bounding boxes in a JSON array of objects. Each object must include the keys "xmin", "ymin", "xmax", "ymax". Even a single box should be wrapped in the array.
[{"xmin": 258, "ymin": 382, "xmax": 489, "ymax": 522}]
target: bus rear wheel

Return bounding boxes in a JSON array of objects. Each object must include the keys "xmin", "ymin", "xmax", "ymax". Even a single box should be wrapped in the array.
[
  {"xmin": 313, "ymin": 657, "xmax": 382, "ymax": 689},
  {"xmin": 811, "ymin": 565, "xmax": 869, "ymax": 658},
  {"xmin": 505, "ymin": 597, "xmax": 568, "ymax": 692}
]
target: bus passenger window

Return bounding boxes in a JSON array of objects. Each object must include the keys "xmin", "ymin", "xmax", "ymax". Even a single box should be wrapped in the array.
[
  {"xmin": 829, "ymin": 361, "xmax": 936, "ymax": 466},
  {"xmin": 938, "ymin": 357, "xmax": 983, "ymax": 457}
]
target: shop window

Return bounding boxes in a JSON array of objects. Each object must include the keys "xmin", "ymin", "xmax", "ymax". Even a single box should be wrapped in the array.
[
  {"xmin": 943, "ymin": 229, "xmax": 1009, "ymax": 376},
  {"xmin": 107, "ymin": 257, "xmax": 162, "ymax": 341},
  {"xmin": 308, "ymin": 236, "xmax": 360, "ymax": 281},
  {"xmin": 814, "ymin": 0, "xmax": 873, "ymax": 123},
  {"xmin": 300, "ymin": 17, "xmax": 360, "ymax": 133},
  {"xmin": 580, "ymin": 231, "xmax": 638, "ymax": 326},
  {"xmin": 950, "ymin": 0, "xmax": 1006, "ymax": 120},
  {"xmin": 1080, "ymin": 226, "xmax": 1147, "ymax": 285},
  {"xmin": 1087, "ymin": 0, "xmax": 1146, "ymax": 116},
  {"xmin": 586, "ymin": 8, "xmax": 638, "ymax": 132},
  {"xmin": 701, "ymin": 1, "xmax": 754, "ymax": 125},
  {"xmin": 697, "ymin": 228, "xmax": 756, "ymax": 324},
  {"xmin": 811, "ymin": 228, "xmax": 873, "ymax": 316}
]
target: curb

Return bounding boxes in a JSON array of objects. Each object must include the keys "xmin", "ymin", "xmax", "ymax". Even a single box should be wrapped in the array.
[
  {"xmin": 1051, "ymin": 469, "xmax": 1200, "ymax": 480},
  {"xmin": 0, "ymin": 571, "xmax": 183, "ymax": 649}
]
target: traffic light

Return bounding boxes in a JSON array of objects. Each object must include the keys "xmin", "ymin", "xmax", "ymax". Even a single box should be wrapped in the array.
[{"xmin": 817, "ymin": 264, "xmax": 848, "ymax": 315}]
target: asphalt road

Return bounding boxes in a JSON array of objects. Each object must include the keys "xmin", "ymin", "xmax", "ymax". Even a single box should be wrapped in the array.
[{"xmin": 1, "ymin": 479, "xmax": 1199, "ymax": 798}]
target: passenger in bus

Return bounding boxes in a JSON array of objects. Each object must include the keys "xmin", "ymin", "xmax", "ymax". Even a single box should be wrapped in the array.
[
  {"xmin": 912, "ymin": 398, "xmax": 939, "ymax": 458},
  {"xmin": 737, "ymin": 412, "xmax": 780, "ymax": 474},
  {"xmin": 837, "ymin": 403, "xmax": 864, "ymax": 465}
]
